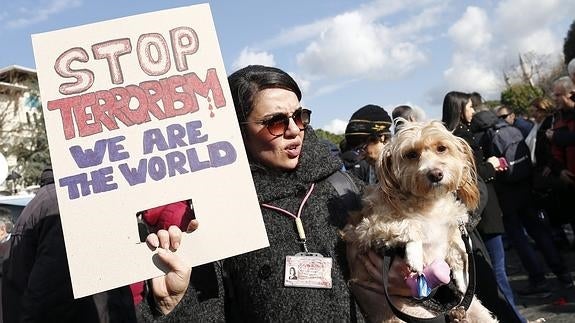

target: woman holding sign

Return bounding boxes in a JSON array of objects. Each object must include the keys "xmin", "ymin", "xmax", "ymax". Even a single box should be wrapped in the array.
[{"xmin": 140, "ymin": 65, "xmax": 407, "ymax": 321}]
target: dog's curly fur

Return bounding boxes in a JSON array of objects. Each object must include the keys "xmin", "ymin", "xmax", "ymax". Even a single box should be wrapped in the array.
[{"xmin": 344, "ymin": 121, "xmax": 497, "ymax": 322}]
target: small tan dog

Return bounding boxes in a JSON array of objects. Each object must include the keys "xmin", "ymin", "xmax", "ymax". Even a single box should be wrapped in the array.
[{"xmin": 344, "ymin": 121, "xmax": 497, "ymax": 322}]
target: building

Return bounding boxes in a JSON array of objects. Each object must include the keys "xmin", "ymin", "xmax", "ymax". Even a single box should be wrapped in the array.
[{"xmin": 0, "ymin": 65, "xmax": 42, "ymax": 194}]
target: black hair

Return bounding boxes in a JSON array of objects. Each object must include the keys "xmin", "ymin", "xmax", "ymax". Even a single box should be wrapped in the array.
[
  {"xmin": 441, "ymin": 91, "xmax": 471, "ymax": 131},
  {"xmin": 391, "ymin": 105, "xmax": 413, "ymax": 120},
  {"xmin": 227, "ymin": 65, "xmax": 302, "ymax": 125},
  {"xmin": 469, "ymin": 92, "xmax": 483, "ymax": 108}
]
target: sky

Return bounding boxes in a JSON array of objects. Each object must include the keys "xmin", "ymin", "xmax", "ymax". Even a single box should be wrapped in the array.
[{"xmin": 0, "ymin": 0, "xmax": 574, "ymax": 134}]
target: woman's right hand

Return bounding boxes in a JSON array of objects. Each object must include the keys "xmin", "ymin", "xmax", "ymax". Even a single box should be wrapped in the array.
[
  {"xmin": 146, "ymin": 220, "xmax": 199, "ymax": 314},
  {"xmin": 559, "ymin": 169, "xmax": 575, "ymax": 186},
  {"xmin": 486, "ymin": 156, "xmax": 501, "ymax": 170}
]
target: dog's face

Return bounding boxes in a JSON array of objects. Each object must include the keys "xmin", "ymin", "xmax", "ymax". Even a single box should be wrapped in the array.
[{"xmin": 377, "ymin": 121, "xmax": 479, "ymax": 210}]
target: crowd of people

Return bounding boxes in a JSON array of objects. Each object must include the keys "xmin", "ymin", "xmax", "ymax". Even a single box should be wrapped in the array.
[{"xmin": 1, "ymin": 61, "xmax": 575, "ymax": 322}]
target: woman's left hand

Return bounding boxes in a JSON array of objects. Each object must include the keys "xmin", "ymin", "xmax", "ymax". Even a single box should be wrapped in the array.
[
  {"xmin": 146, "ymin": 221, "xmax": 198, "ymax": 314},
  {"xmin": 347, "ymin": 243, "xmax": 411, "ymax": 321}
]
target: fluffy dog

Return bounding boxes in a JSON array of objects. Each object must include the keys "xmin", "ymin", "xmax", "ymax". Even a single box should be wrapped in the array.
[{"xmin": 344, "ymin": 121, "xmax": 497, "ymax": 322}]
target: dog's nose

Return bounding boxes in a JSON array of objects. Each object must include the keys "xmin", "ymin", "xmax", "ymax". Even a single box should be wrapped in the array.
[{"xmin": 427, "ymin": 169, "xmax": 443, "ymax": 183}]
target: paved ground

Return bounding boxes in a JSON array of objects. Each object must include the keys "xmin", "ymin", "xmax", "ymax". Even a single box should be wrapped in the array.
[{"xmin": 507, "ymin": 242, "xmax": 575, "ymax": 322}]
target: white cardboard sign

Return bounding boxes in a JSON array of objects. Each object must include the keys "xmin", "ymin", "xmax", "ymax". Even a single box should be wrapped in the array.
[{"xmin": 32, "ymin": 3, "xmax": 269, "ymax": 298}]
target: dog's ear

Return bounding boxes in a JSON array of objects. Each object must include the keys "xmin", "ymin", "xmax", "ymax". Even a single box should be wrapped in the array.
[
  {"xmin": 376, "ymin": 143, "xmax": 401, "ymax": 204},
  {"xmin": 455, "ymin": 136, "xmax": 480, "ymax": 211}
]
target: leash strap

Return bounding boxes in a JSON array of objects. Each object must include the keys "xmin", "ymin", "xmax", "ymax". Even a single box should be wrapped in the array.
[{"xmin": 381, "ymin": 231, "xmax": 476, "ymax": 323}]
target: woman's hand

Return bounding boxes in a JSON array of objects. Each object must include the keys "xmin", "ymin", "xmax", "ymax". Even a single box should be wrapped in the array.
[
  {"xmin": 146, "ymin": 220, "xmax": 199, "ymax": 314},
  {"xmin": 347, "ymin": 243, "xmax": 412, "ymax": 322},
  {"xmin": 559, "ymin": 169, "xmax": 575, "ymax": 186},
  {"xmin": 486, "ymin": 156, "xmax": 501, "ymax": 170},
  {"xmin": 349, "ymin": 248, "xmax": 411, "ymax": 296}
]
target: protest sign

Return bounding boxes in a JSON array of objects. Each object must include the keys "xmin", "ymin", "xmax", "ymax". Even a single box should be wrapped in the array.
[{"xmin": 32, "ymin": 3, "xmax": 269, "ymax": 298}]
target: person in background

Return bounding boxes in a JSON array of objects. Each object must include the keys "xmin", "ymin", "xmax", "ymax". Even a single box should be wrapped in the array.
[
  {"xmin": 442, "ymin": 91, "xmax": 525, "ymax": 322},
  {"xmin": 546, "ymin": 76, "xmax": 575, "ymax": 244},
  {"xmin": 344, "ymin": 104, "xmax": 392, "ymax": 184},
  {"xmin": 391, "ymin": 104, "xmax": 425, "ymax": 133},
  {"xmin": 0, "ymin": 215, "xmax": 12, "ymax": 245},
  {"xmin": 496, "ymin": 105, "xmax": 534, "ymax": 139},
  {"xmin": 2, "ymin": 168, "xmax": 136, "ymax": 323},
  {"xmin": 546, "ymin": 76, "xmax": 575, "ymax": 185},
  {"xmin": 339, "ymin": 139, "xmax": 371, "ymax": 182},
  {"xmin": 0, "ymin": 214, "xmax": 13, "ymax": 258},
  {"xmin": 477, "ymin": 93, "xmax": 574, "ymax": 297},
  {"xmin": 526, "ymin": 97, "xmax": 574, "ymax": 248},
  {"xmin": 138, "ymin": 65, "xmax": 410, "ymax": 322}
]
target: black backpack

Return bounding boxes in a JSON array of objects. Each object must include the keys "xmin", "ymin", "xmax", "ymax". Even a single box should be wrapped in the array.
[{"xmin": 485, "ymin": 121, "xmax": 532, "ymax": 183}]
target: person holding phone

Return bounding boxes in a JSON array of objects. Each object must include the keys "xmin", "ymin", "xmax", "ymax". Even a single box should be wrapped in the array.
[{"xmin": 547, "ymin": 76, "xmax": 575, "ymax": 186}]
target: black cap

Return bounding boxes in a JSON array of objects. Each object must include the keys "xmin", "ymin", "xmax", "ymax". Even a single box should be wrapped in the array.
[{"xmin": 345, "ymin": 104, "xmax": 391, "ymax": 148}]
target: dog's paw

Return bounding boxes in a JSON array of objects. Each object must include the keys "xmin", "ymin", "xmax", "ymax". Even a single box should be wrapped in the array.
[
  {"xmin": 448, "ymin": 306, "xmax": 468, "ymax": 322},
  {"xmin": 405, "ymin": 241, "xmax": 424, "ymax": 273}
]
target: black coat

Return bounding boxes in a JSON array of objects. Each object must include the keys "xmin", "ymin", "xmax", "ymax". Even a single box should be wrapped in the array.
[
  {"xmin": 454, "ymin": 120, "xmax": 504, "ymax": 235},
  {"xmin": 2, "ymin": 170, "xmax": 135, "ymax": 323},
  {"xmin": 138, "ymin": 128, "xmax": 366, "ymax": 322}
]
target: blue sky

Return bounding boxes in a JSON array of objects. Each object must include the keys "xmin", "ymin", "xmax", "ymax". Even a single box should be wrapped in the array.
[{"xmin": 1, "ymin": 0, "xmax": 573, "ymax": 133}]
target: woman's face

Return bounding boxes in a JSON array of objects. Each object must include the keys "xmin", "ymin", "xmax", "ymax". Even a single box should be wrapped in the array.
[
  {"xmin": 463, "ymin": 99, "xmax": 474, "ymax": 123},
  {"xmin": 243, "ymin": 88, "xmax": 305, "ymax": 170},
  {"xmin": 528, "ymin": 105, "xmax": 547, "ymax": 123}
]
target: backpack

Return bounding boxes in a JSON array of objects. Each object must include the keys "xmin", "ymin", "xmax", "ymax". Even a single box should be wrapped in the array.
[
  {"xmin": 326, "ymin": 170, "xmax": 362, "ymax": 212},
  {"xmin": 485, "ymin": 121, "xmax": 532, "ymax": 183}
]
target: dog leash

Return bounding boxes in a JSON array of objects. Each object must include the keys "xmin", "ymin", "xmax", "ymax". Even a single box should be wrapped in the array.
[{"xmin": 381, "ymin": 223, "xmax": 476, "ymax": 323}]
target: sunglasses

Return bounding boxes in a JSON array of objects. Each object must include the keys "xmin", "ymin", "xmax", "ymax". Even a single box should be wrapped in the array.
[
  {"xmin": 354, "ymin": 133, "xmax": 387, "ymax": 154},
  {"xmin": 243, "ymin": 108, "xmax": 311, "ymax": 136},
  {"xmin": 498, "ymin": 113, "xmax": 511, "ymax": 119}
]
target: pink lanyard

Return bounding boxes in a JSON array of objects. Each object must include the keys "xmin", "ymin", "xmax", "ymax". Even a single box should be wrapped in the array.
[{"xmin": 261, "ymin": 183, "xmax": 315, "ymax": 252}]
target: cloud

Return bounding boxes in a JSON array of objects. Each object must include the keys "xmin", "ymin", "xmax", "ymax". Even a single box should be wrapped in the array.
[
  {"xmin": 443, "ymin": 60, "xmax": 502, "ymax": 97},
  {"xmin": 312, "ymin": 79, "xmax": 359, "ymax": 98},
  {"xmin": 287, "ymin": 72, "xmax": 311, "ymax": 96},
  {"xmin": 231, "ymin": 48, "xmax": 276, "ymax": 70},
  {"xmin": 448, "ymin": 6, "xmax": 492, "ymax": 50},
  {"xmin": 493, "ymin": 0, "xmax": 570, "ymax": 56},
  {"xmin": 261, "ymin": 0, "xmax": 414, "ymax": 49},
  {"xmin": 6, "ymin": 0, "xmax": 82, "ymax": 28},
  {"xmin": 256, "ymin": 0, "xmax": 443, "ymax": 83},
  {"xmin": 495, "ymin": 0, "xmax": 568, "ymax": 37},
  {"xmin": 296, "ymin": 11, "xmax": 427, "ymax": 79},
  {"xmin": 435, "ymin": 1, "xmax": 573, "ymax": 103},
  {"xmin": 321, "ymin": 118, "xmax": 348, "ymax": 134}
]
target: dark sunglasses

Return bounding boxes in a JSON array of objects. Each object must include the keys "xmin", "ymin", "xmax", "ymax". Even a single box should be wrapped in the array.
[
  {"xmin": 498, "ymin": 113, "xmax": 511, "ymax": 119},
  {"xmin": 354, "ymin": 133, "xmax": 387, "ymax": 154},
  {"xmin": 243, "ymin": 108, "xmax": 311, "ymax": 136}
]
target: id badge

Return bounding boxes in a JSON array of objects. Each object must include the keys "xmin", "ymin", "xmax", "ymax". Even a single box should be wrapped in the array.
[{"xmin": 284, "ymin": 252, "xmax": 332, "ymax": 288}]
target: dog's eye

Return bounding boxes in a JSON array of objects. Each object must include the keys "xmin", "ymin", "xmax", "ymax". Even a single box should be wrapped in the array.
[
  {"xmin": 437, "ymin": 145, "xmax": 447, "ymax": 153},
  {"xmin": 405, "ymin": 151, "xmax": 419, "ymax": 160}
]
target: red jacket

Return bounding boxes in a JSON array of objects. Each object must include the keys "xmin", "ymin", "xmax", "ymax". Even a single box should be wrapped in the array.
[
  {"xmin": 551, "ymin": 111, "xmax": 575, "ymax": 174},
  {"xmin": 142, "ymin": 201, "xmax": 193, "ymax": 232}
]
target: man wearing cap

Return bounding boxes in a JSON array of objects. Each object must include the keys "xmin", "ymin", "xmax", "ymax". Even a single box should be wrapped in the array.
[{"xmin": 344, "ymin": 104, "xmax": 392, "ymax": 184}]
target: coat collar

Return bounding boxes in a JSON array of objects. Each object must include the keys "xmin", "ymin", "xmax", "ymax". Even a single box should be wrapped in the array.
[{"xmin": 249, "ymin": 127, "xmax": 342, "ymax": 203}]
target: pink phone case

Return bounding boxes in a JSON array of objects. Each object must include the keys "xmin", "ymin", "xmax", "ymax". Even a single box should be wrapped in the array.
[{"xmin": 499, "ymin": 157, "xmax": 509, "ymax": 169}]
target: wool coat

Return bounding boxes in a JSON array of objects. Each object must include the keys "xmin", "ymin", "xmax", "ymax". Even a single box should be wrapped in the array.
[
  {"xmin": 138, "ymin": 128, "xmax": 366, "ymax": 322},
  {"xmin": 454, "ymin": 121, "xmax": 504, "ymax": 235}
]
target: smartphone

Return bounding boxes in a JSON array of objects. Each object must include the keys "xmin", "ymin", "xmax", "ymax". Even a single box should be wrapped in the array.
[{"xmin": 498, "ymin": 157, "xmax": 509, "ymax": 170}]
